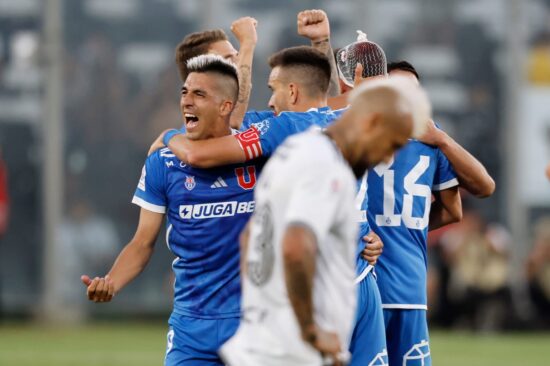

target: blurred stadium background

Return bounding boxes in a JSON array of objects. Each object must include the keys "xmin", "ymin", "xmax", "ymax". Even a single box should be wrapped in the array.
[{"xmin": 0, "ymin": 0, "xmax": 549, "ymax": 364}]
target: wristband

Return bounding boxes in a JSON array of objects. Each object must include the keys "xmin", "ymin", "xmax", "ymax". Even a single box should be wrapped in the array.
[{"xmin": 163, "ymin": 129, "xmax": 182, "ymax": 147}]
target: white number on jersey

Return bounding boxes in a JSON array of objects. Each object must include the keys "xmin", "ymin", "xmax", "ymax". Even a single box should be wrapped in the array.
[{"xmin": 374, "ymin": 155, "xmax": 431, "ymax": 230}]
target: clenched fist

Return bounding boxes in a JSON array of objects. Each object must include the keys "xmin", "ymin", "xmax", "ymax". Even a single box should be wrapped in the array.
[{"xmin": 297, "ymin": 9, "xmax": 330, "ymax": 42}]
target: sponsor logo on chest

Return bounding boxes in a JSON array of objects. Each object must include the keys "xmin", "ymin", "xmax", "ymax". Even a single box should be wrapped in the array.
[{"xmin": 179, "ymin": 201, "xmax": 255, "ymax": 219}]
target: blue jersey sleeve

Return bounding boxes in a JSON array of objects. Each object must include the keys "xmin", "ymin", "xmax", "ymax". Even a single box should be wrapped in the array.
[
  {"xmin": 432, "ymin": 148, "xmax": 459, "ymax": 191},
  {"xmin": 132, "ymin": 150, "xmax": 167, "ymax": 213}
]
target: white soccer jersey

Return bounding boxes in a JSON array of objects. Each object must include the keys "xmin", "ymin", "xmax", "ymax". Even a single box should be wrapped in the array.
[{"xmin": 220, "ymin": 129, "xmax": 358, "ymax": 366}]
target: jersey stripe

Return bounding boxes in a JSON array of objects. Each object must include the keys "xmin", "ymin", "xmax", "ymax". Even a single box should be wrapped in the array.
[
  {"xmin": 132, "ymin": 196, "xmax": 166, "ymax": 213},
  {"xmin": 432, "ymin": 177, "xmax": 459, "ymax": 191}
]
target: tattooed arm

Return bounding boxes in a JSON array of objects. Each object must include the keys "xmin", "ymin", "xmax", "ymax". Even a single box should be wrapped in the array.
[
  {"xmin": 297, "ymin": 9, "xmax": 340, "ymax": 97},
  {"xmin": 283, "ymin": 223, "xmax": 342, "ymax": 365},
  {"xmin": 230, "ymin": 17, "xmax": 258, "ymax": 129}
]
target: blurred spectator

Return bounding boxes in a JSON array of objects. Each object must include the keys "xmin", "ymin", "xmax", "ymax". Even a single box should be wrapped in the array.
[
  {"xmin": 439, "ymin": 203, "xmax": 511, "ymax": 331},
  {"xmin": 525, "ymin": 216, "xmax": 550, "ymax": 328},
  {"xmin": 527, "ymin": 31, "xmax": 550, "ymax": 85}
]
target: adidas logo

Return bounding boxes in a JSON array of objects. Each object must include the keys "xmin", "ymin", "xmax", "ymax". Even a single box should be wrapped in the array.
[{"xmin": 210, "ymin": 177, "xmax": 228, "ymax": 188}]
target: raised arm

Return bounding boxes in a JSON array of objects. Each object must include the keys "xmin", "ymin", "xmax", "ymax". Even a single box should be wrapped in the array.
[
  {"xmin": 297, "ymin": 9, "xmax": 340, "ymax": 97},
  {"xmin": 81, "ymin": 208, "xmax": 164, "ymax": 302},
  {"xmin": 428, "ymin": 187, "xmax": 462, "ymax": 231},
  {"xmin": 230, "ymin": 17, "xmax": 258, "ymax": 129},
  {"xmin": 420, "ymin": 120, "xmax": 495, "ymax": 198}
]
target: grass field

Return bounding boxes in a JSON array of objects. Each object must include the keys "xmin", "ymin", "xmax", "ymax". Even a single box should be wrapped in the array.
[{"xmin": 1, "ymin": 322, "xmax": 549, "ymax": 365}]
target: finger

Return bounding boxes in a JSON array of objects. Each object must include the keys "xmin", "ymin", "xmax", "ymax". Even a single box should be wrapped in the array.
[
  {"xmin": 362, "ymin": 234, "xmax": 373, "ymax": 243},
  {"xmin": 81, "ymin": 275, "xmax": 92, "ymax": 287},
  {"xmin": 87, "ymin": 277, "xmax": 100, "ymax": 300},
  {"xmin": 366, "ymin": 241, "xmax": 383, "ymax": 251},
  {"xmin": 94, "ymin": 278, "xmax": 106, "ymax": 302}
]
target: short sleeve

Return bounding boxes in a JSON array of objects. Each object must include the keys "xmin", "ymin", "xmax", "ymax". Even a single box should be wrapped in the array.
[
  {"xmin": 432, "ymin": 148, "xmax": 459, "ymax": 191},
  {"xmin": 132, "ymin": 152, "xmax": 167, "ymax": 213},
  {"xmin": 284, "ymin": 158, "xmax": 347, "ymax": 243}
]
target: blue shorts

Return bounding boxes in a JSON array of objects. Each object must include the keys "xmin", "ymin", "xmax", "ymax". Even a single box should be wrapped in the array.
[
  {"xmin": 165, "ymin": 312, "xmax": 239, "ymax": 366},
  {"xmin": 383, "ymin": 309, "xmax": 431, "ymax": 366},
  {"xmin": 349, "ymin": 272, "xmax": 388, "ymax": 366}
]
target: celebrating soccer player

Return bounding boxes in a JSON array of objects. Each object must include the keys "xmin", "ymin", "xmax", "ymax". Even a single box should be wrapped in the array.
[{"xmin": 82, "ymin": 55, "xmax": 264, "ymax": 365}]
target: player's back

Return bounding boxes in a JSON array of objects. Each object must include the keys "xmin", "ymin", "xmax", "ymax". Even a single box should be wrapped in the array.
[
  {"xmin": 365, "ymin": 140, "xmax": 457, "ymax": 307},
  {"xmin": 133, "ymin": 148, "xmax": 265, "ymax": 318},
  {"xmin": 221, "ymin": 129, "xmax": 357, "ymax": 366}
]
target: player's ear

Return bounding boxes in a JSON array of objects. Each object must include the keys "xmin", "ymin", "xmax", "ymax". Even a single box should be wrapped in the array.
[
  {"xmin": 219, "ymin": 100, "xmax": 234, "ymax": 117},
  {"xmin": 288, "ymin": 83, "xmax": 298, "ymax": 105}
]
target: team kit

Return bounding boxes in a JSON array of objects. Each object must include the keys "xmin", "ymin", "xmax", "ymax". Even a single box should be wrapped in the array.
[{"xmin": 81, "ymin": 9, "xmax": 495, "ymax": 366}]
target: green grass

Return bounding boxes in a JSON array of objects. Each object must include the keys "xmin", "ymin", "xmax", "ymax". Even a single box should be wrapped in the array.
[{"xmin": 0, "ymin": 322, "xmax": 549, "ymax": 365}]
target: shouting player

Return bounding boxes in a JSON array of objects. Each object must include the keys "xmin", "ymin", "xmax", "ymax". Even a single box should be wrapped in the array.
[
  {"xmin": 175, "ymin": 16, "xmax": 258, "ymax": 129},
  {"xmin": 82, "ymin": 55, "xmax": 263, "ymax": 365}
]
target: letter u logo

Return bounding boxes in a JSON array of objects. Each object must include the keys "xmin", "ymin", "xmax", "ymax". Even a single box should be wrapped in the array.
[{"xmin": 235, "ymin": 166, "xmax": 257, "ymax": 190}]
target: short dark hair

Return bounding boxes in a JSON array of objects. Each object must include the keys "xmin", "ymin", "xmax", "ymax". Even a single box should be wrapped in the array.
[
  {"xmin": 268, "ymin": 46, "xmax": 331, "ymax": 97},
  {"xmin": 387, "ymin": 60, "xmax": 420, "ymax": 81},
  {"xmin": 186, "ymin": 54, "xmax": 239, "ymax": 102},
  {"xmin": 176, "ymin": 29, "xmax": 229, "ymax": 81}
]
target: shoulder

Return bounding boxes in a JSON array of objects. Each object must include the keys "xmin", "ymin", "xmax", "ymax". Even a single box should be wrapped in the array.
[{"xmin": 146, "ymin": 147, "xmax": 181, "ymax": 170}]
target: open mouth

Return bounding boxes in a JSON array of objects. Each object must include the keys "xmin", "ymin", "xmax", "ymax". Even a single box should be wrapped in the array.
[{"xmin": 184, "ymin": 113, "xmax": 199, "ymax": 129}]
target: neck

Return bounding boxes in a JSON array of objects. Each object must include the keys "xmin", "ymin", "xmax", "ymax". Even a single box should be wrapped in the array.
[
  {"xmin": 206, "ymin": 118, "xmax": 232, "ymax": 139},
  {"xmin": 294, "ymin": 96, "xmax": 328, "ymax": 112},
  {"xmin": 324, "ymin": 124, "xmax": 351, "ymax": 163}
]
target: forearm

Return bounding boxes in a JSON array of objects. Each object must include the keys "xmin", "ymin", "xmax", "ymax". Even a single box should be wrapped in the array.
[
  {"xmin": 429, "ymin": 188, "xmax": 462, "ymax": 231},
  {"xmin": 429, "ymin": 200, "xmax": 458, "ymax": 231},
  {"xmin": 231, "ymin": 42, "xmax": 255, "ymax": 129},
  {"xmin": 168, "ymin": 134, "xmax": 246, "ymax": 168},
  {"xmin": 437, "ymin": 133, "xmax": 495, "ymax": 198},
  {"xmin": 107, "ymin": 239, "xmax": 155, "ymax": 293},
  {"xmin": 311, "ymin": 38, "xmax": 340, "ymax": 97},
  {"xmin": 283, "ymin": 226, "xmax": 317, "ymax": 342}
]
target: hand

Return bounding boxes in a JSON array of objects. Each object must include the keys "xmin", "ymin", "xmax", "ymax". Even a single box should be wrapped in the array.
[
  {"xmin": 297, "ymin": 9, "xmax": 330, "ymax": 42},
  {"xmin": 307, "ymin": 326, "xmax": 343, "ymax": 366},
  {"xmin": 81, "ymin": 274, "xmax": 115, "ymax": 303},
  {"xmin": 361, "ymin": 231, "xmax": 383, "ymax": 265},
  {"xmin": 231, "ymin": 17, "xmax": 258, "ymax": 46},
  {"xmin": 418, "ymin": 119, "xmax": 445, "ymax": 146},
  {"xmin": 148, "ymin": 129, "xmax": 170, "ymax": 156},
  {"xmin": 546, "ymin": 162, "xmax": 550, "ymax": 181}
]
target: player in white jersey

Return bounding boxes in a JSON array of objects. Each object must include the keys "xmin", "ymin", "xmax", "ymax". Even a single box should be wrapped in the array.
[{"xmin": 220, "ymin": 76, "xmax": 431, "ymax": 366}]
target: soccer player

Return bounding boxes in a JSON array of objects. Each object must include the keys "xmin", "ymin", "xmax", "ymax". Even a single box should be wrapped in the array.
[
  {"xmin": 81, "ymin": 55, "xmax": 263, "ymax": 366},
  {"xmin": 220, "ymin": 76, "xmax": 431, "ymax": 366},
  {"xmin": 361, "ymin": 60, "xmax": 495, "ymax": 366},
  {"xmin": 175, "ymin": 17, "xmax": 258, "ymax": 129}
]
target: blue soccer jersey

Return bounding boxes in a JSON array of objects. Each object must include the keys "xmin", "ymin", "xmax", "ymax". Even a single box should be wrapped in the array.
[
  {"xmin": 132, "ymin": 147, "xmax": 263, "ymax": 319},
  {"xmin": 236, "ymin": 107, "xmax": 345, "ymax": 160},
  {"xmin": 366, "ymin": 140, "xmax": 458, "ymax": 308}
]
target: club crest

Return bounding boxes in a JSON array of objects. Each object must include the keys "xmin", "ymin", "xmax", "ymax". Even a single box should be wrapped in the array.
[{"xmin": 184, "ymin": 175, "xmax": 196, "ymax": 191}]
